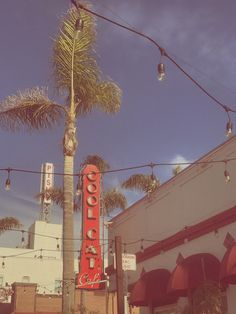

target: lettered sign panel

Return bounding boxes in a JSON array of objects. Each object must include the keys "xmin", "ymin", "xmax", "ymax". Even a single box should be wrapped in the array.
[{"xmin": 77, "ymin": 164, "xmax": 103, "ymax": 289}]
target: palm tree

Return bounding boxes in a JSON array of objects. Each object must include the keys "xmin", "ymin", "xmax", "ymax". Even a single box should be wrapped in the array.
[
  {"xmin": 0, "ymin": 217, "xmax": 21, "ymax": 234},
  {"xmin": 40, "ymin": 155, "xmax": 127, "ymax": 215},
  {"xmin": 122, "ymin": 173, "xmax": 160, "ymax": 195},
  {"xmin": 0, "ymin": 6, "xmax": 121, "ymax": 314},
  {"xmin": 81, "ymin": 154, "xmax": 110, "ymax": 173},
  {"xmin": 182, "ymin": 281, "xmax": 223, "ymax": 314},
  {"xmin": 81, "ymin": 154, "xmax": 127, "ymax": 214}
]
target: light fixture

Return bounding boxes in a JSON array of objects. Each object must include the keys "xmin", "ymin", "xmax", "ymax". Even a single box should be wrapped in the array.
[
  {"xmin": 157, "ymin": 48, "xmax": 166, "ymax": 81},
  {"xmin": 123, "ymin": 243, "xmax": 127, "ymax": 254},
  {"xmin": 76, "ymin": 177, "xmax": 82, "ymax": 196},
  {"xmin": 5, "ymin": 168, "xmax": 11, "ymax": 191},
  {"xmin": 140, "ymin": 239, "xmax": 144, "ymax": 253},
  {"xmin": 157, "ymin": 63, "xmax": 166, "ymax": 81},
  {"xmin": 148, "ymin": 164, "xmax": 159, "ymax": 194},
  {"xmin": 2, "ymin": 257, "xmax": 5, "ymax": 269},
  {"xmin": 74, "ymin": 17, "xmax": 84, "ymax": 39},
  {"xmin": 224, "ymin": 162, "xmax": 230, "ymax": 183},
  {"xmin": 56, "ymin": 238, "xmax": 60, "ymax": 250},
  {"xmin": 226, "ymin": 120, "xmax": 233, "ymax": 137},
  {"xmin": 109, "ymin": 241, "xmax": 113, "ymax": 255},
  {"xmin": 21, "ymin": 231, "xmax": 25, "ymax": 247}
]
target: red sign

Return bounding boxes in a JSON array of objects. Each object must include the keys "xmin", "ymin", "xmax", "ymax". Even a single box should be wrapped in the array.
[{"xmin": 77, "ymin": 165, "xmax": 103, "ymax": 289}]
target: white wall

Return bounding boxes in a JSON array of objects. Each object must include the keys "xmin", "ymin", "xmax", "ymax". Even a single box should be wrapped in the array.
[
  {"xmin": 0, "ymin": 220, "xmax": 79, "ymax": 295},
  {"xmin": 108, "ymin": 136, "xmax": 236, "ymax": 313}
]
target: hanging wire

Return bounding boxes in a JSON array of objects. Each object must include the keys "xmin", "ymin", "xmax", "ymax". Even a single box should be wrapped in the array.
[
  {"xmin": 76, "ymin": 3, "xmax": 236, "ymax": 122},
  {"xmin": 1, "ymin": 156, "xmax": 236, "ymax": 178}
]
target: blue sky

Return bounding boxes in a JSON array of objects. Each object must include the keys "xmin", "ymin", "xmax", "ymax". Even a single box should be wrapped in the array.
[{"xmin": 0, "ymin": 0, "xmax": 236, "ymax": 246}]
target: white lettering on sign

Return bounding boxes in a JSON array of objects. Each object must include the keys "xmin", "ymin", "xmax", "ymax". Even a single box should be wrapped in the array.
[
  {"xmin": 40, "ymin": 163, "xmax": 54, "ymax": 205},
  {"xmin": 114, "ymin": 253, "xmax": 137, "ymax": 271}
]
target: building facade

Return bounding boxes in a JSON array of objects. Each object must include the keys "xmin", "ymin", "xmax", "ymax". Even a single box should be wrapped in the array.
[
  {"xmin": 107, "ymin": 136, "xmax": 236, "ymax": 314},
  {"xmin": 0, "ymin": 221, "xmax": 65, "ymax": 296}
]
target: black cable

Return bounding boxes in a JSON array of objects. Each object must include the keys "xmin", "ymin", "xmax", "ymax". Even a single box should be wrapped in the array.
[{"xmin": 77, "ymin": 3, "xmax": 236, "ymax": 115}]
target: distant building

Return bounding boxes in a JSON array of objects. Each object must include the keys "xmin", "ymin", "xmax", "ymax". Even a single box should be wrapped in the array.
[
  {"xmin": 107, "ymin": 136, "xmax": 236, "ymax": 314},
  {"xmin": 0, "ymin": 220, "xmax": 67, "ymax": 296}
]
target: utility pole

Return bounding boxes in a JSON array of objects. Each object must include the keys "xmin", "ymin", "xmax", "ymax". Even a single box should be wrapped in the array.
[{"xmin": 115, "ymin": 236, "xmax": 124, "ymax": 314}]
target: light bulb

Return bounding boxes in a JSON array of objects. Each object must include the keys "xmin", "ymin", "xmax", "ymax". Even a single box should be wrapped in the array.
[
  {"xmin": 109, "ymin": 246, "xmax": 113, "ymax": 255},
  {"xmin": 157, "ymin": 63, "xmax": 166, "ymax": 81},
  {"xmin": 74, "ymin": 17, "xmax": 84, "ymax": 39},
  {"xmin": 226, "ymin": 121, "xmax": 233, "ymax": 137},
  {"xmin": 224, "ymin": 169, "xmax": 230, "ymax": 182},
  {"xmin": 5, "ymin": 178, "xmax": 11, "ymax": 191},
  {"xmin": 140, "ymin": 244, "xmax": 144, "ymax": 253},
  {"xmin": 76, "ymin": 182, "xmax": 81, "ymax": 196}
]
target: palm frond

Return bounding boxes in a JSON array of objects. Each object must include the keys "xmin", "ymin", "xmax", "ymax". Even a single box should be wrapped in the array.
[
  {"xmin": 53, "ymin": 6, "xmax": 122, "ymax": 115},
  {"xmin": 81, "ymin": 154, "xmax": 110, "ymax": 172},
  {"xmin": 0, "ymin": 87, "xmax": 64, "ymax": 131},
  {"xmin": 192, "ymin": 281, "xmax": 223, "ymax": 314},
  {"xmin": 75, "ymin": 80, "xmax": 122, "ymax": 116},
  {"xmin": 53, "ymin": 6, "xmax": 98, "ymax": 96},
  {"xmin": 36, "ymin": 187, "xmax": 81, "ymax": 212},
  {"xmin": 0, "ymin": 217, "xmax": 21, "ymax": 234},
  {"xmin": 122, "ymin": 174, "xmax": 160, "ymax": 194},
  {"xmin": 36, "ymin": 187, "xmax": 64, "ymax": 208},
  {"xmin": 102, "ymin": 188, "xmax": 127, "ymax": 216}
]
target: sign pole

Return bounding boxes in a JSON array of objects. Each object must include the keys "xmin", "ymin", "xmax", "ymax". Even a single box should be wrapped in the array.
[{"xmin": 115, "ymin": 236, "xmax": 124, "ymax": 314}]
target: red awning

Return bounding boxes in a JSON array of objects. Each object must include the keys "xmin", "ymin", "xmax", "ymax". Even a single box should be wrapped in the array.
[
  {"xmin": 220, "ymin": 243, "xmax": 236, "ymax": 284},
  {"xmin": 167, "ymin": 253, "xmax": 220, "ymax": 297},
  {"xmin": 129, "ymin": 269, "xmax": 177, "ymax": 307}
]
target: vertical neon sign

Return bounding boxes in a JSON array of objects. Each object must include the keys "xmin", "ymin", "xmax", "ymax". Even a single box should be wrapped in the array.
[{"xmin": 77, "ymin": 164, "xmax": 103, "ymax": 289}]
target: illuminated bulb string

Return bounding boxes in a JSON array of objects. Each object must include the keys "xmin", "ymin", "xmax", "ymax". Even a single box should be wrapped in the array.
[
  {"xmin": 5, "ymin": 168, "xmax": 11, "ymax": 191},
  {"xmin": 74, "ymin": 3, "xmax": 236, "ymax": 136},
  {"xmin": 1, "ymin": 157, "xmax": 236, "ymax": 179},
  {"xmin": 224, "ymin": 162, "xmax": 230, "ymax": 182}
]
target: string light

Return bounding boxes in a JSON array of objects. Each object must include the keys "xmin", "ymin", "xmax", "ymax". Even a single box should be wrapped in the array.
[
  {"xmin": 2, "ymin": 257, "xmax": 5, "ymax": 269},
  {"xmin": 75, "ymin": 17, "xmax": 84, "ymax": 33},
  {"xmin": 21, "ymin": 231, "xmax": 25, "ymax": 247},
  {"xmin": 1, "ymin": 157, "xmax": 236, "ymax": 179},
  {"xmin": 226, "ymin": 120, "xmax": 233, "ymax": 137},
  {"xmin": 157, "ymin": 48, "xmax": 166, "ymax": 81},
  {"xmin": 39, "ymin": 249, "xmax": 43, "ymax": 261},
  {"xmin": 56, "ymin": 238, "xmax": 60, "ymax": 250},
  {"xmin": 109, "ymin": 241, "xmax": 113, "ymax": 255},
  {"xmin": 224, "ymin": 161, "xmax": 230, "ymax": 183},
  {"xmin": 5, "ymin": 168, "xmax": 11, "ymax": 191},
  {"xmin": 75, "ymin": 177, "xmax": 82, "ymax": 196},
  {"xmin": 123, "ymin": 243, "xmax": 127, "ymax": 254},
  {"xmin": 76, "ymin": 3, "xmax": 236, "ymax": 133},
  {"xmin": 140, "ymin": 239, "xmax": 144, "ymax": 253}
]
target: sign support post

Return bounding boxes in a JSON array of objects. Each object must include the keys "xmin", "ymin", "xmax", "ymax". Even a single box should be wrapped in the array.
[{"xmin": 115, "ymin": 236, "xmax": 124, "ymax": 314}]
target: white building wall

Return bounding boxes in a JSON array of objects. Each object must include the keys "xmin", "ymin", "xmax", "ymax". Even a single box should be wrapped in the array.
[
  {"xmin": 0, "ymin": 221, "xmax": 79, "ymax": 294},
  {"xmin": 108, "ymin": 136, "xmax": 236, "ymax": 314}
]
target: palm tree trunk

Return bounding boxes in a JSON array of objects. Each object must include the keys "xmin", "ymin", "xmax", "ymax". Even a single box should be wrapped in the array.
[
  {"xmin": 63, "ymin": 153, "xmax": 75, "ymax": 314},
  {"xmin": 62, "ymin": 117, "xmax": 77, "ymax": 314},
  {"xmin": 62, "ymin": 32, "xmax": 78, "ymax": 313}
]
